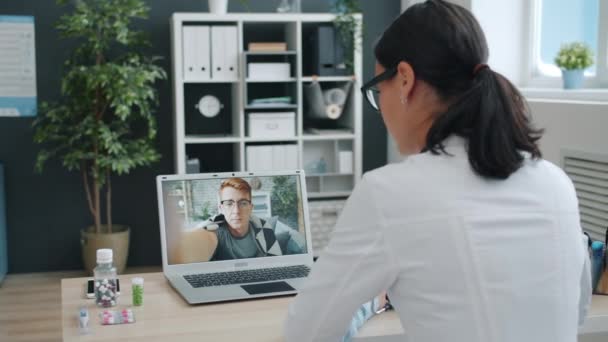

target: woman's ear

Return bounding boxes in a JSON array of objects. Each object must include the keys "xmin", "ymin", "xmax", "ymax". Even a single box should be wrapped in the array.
[{"xmin": 397, "ymin": 61, "xmax": 415, "ymax": 100}]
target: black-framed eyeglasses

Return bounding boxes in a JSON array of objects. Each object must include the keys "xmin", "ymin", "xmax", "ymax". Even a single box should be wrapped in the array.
[
  {"xmin": 220, "ymin": 199, "xmax": 252, "ymax": 210},
  {"xmin": 360, "ymin": 66, "xmax": 398, "ymax": 112}
]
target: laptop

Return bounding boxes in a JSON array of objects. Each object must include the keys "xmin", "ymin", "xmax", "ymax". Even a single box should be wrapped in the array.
[{"xmin": 156, "ymin": 170, "xmax": 314, "ymax": 304}]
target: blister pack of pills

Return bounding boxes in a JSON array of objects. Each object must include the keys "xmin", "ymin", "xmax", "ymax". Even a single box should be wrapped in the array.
[{"xmin": 99, "ymin": 308, "xmax": 135, "ymax": 325}]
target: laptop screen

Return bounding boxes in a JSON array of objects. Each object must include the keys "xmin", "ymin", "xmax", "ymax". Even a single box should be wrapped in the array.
[{"xmin": 160, "ymin": 175, "xmax": 308, "ymax": 265}]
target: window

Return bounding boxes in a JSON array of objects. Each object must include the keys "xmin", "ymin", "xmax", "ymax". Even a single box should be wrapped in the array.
[{"xmin": 529, "ymin": 0, "xmax": 608, "ymax": 88}]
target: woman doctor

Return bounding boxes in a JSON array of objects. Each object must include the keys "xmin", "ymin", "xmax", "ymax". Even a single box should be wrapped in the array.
[{"xmin": 285, "ymin": 1, "xmax": 591, "ymax": 341}]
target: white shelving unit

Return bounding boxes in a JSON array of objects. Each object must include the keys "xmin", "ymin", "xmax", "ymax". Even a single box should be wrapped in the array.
[{"xmin": 170, "ymin": 13, "xmax": 363, "ymax": 199}]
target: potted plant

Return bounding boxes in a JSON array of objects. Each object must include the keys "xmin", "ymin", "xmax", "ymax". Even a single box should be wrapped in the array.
[
  {"xmin": 33, "ymin": 0, "xmax": 166, "ymax": 275},
  {"xmin": 554, "ymin": 42, "xmax": 594, "ymax": 89},
  {"xmin": 209, "ymin": 0, "xmax": 250, "ymax": 14},
  {"xmin": 332, "ymin": 0, "xmax": 362, "ymax": 74}
]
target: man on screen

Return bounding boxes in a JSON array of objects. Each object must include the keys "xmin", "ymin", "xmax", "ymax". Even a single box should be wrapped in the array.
[{"xmin": 210, "ymin": 177, "xmax": 284, "ymax": 260}]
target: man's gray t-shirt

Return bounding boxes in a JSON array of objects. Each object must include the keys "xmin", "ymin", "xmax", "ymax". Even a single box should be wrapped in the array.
[{"xmin": 213, "ymin": 223, "xmax": 264, "ymax": 260}]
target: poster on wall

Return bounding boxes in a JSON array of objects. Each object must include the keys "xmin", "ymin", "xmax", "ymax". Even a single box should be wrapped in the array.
[{"xmin": 0, "ymin": 15, "xmax": 37, "ymax": 117}]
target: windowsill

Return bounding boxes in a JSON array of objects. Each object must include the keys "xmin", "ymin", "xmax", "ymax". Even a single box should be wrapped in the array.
[{"xmin": 520, "ymin": 87, "xmax": 608, "ymax": 104}]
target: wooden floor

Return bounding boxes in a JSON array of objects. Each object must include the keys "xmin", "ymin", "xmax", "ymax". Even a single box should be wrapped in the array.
[{"xmin": 0, "ymin": 267, "xmax": 160, "ymax": 342}]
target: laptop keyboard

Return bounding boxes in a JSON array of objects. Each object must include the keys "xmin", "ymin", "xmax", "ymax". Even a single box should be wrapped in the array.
[{"xmin": 183, "ymin": 265, "xmax": 311, "ymax": 288}]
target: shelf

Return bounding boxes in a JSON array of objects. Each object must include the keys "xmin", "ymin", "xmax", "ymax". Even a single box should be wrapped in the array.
[
  {"xmin": 243, "ymin": 137, "xmax": 298, "ymax": 142},
  {"xmin": 172, "ymin": 14, "xmax": 362, "ymax": 191},
  {"xmin": 245, "ymin": 104, "xmax": 298, "ymax": 110},
  {"xmin": 302, "ymin": 134, "xmax": 355, "ymax": 140},
  {"xmin": 185, "ymin": 135, "xmax": 241, "ymax": 144},
  {"xmin": 184, "ymin": 79, "xmax": 240, "ymax": 84},
  {"xmin": 244, "ymin": 50, "xmax": 297, "ymax": 56},
  {"xmin": 308, "ymin": 191, "xmax": 351, "ymax": 199},
  {"xmin": 246, "ymin": 78, "xmax": 297, "ymax": 83},
  {"xmin": 301, "ymin": 76, "xmax": 356, "ymax": 82},
  {"xmin": 306, "ymin": 172, "xmax": 353, "ymax": 177}
]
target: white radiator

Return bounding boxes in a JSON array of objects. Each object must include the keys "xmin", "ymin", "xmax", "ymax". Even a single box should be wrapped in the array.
[{"xmin": 562, "ymin": 149, "xmax": 608, "ymax": 242}]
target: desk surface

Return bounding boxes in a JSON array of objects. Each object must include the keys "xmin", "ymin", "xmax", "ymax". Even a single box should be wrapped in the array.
[{"xmin": 61, "ymin": 272, "xmax": 608, "ymax": 341}]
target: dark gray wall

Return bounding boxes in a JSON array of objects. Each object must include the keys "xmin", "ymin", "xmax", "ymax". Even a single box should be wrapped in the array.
[{"xmin": 0, "ymin": 0, "xmax": 398, "ymax": 273}]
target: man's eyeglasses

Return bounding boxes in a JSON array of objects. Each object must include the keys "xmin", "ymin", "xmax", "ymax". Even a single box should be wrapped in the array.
[
  {"xmin": 360, "ymin": 66, "xmax": 398, "ymax": 112},
  {"xmin": 220, "ymin": 199, "xmax": 252, "ymax": 210}
]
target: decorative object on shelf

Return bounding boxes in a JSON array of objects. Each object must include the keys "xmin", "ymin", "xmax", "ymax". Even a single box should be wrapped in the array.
[
  {"xmin": 208, "ymin": 0, "xmax": 228, "ymax": 14},
  {"xmin": 331, "ymin": 0, "xmax": 361, "ymax": 74},
  {"xmin": 186, "ymin": 157, "xmax": 200, "ymax": 174},
  {"xmin": 32, "ymin": 0, "xmax": 166, "ymax": 275},
  {"xmin": 306, "ymin": 157, "xmax": 328, "ymax": 174},
  {"xmin": 276, "ymin": 0, "xmax": 301, "ymax": 13},
  {"xmin": 554, "ymin": 41, "xmax": 594, "ymax": 89},
  {"xmin": 196, "ymin": 95, "xmax": 223, "ymax": 118},
  {"xmin": 304, "ymin": 80, "xmax": 352, "ymax": 120},
  {"xmin": 208, "ymin": 0, "xmax": 251, "ymax": 13}
]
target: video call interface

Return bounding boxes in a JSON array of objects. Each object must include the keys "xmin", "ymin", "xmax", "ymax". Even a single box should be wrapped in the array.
[{"xmin": 161, "ymin": 175, "xmax": 308, "ymax": 265}]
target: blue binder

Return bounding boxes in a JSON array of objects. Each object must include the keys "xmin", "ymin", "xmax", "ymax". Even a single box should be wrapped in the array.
[{"xmin": 0, "ymin": 163, "xmax": 6, "ymax": 283}]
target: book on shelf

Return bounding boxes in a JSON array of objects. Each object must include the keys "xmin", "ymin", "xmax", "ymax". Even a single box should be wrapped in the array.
[
  {"xmin": 248, "ymin": 96, "xmax": 293, "ymax": 107},
  {"xmin": 305, "ymin": 128, "xmax": 353, "ymax": 135},
  {"xmin": 248, "ymin": 42, "xmax": 287, "ymax": 52}
]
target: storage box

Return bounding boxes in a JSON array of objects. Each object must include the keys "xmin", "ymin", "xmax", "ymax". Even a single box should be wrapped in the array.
[
  {"xmin": 186, "ymin": 158, "xmax": 200, "ymax": 174},
  {"xmin": 247, "ymin": 63, "xmax": 291, "ymax": 80},
  {"xmin": 248, "ymin": 112, "xmax": 296, "ymax": 138},
  {"xmin": 338, "ymin": 150, "xmax": 353, "ymax": 174}
]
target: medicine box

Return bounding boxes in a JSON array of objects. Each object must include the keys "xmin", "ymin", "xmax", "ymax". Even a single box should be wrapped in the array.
[
  {"xmin": 248, "ymin": 112, "xmax": 296, "ymax": 138},
  {"xmin": 247, "ymin": 63, "xmax": 291, "ymax": 80}
]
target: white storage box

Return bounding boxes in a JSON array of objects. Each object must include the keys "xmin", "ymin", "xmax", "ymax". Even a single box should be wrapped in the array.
[
  {"xmin": 247, "ymin": 63, "xmax": 291, "ymax": 80},
  {"xmin": 248, "ymin": 112, "xmax": 296, "ymax": 138},
  {"xmin": 338, "ymin": 151, "xmax": 353, "ymax": 174}
]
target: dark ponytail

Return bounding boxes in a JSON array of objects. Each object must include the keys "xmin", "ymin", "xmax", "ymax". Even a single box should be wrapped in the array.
[{"xmin": 375, "ymin": 0, "xmax": 543, "ymax": 179}]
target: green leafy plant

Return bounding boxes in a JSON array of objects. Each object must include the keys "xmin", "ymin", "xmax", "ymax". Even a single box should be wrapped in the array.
[
  {"xmin": 332, "ymin": 0, "xmax": 362, "ymax": 74},
  {"xmin": 271, "ymin": 176, "xmax": 298, "ymax": 229},
  {"xmin": 554, "ymin": 42, "xmax": 594, "ymax": 70},
  {"xmin": 33, "ymin": 0, "xmax": 167, "ymax": 234},
  {"xmin": 195, "ymin": 201, "xmax": 213, "ymax": 221}
]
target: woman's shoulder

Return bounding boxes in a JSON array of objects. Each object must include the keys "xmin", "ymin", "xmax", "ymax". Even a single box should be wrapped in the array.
[
  {"xmin": 523, "ymin": 157, "xmax": 578, "ymax": 197},
  {"xmin": 365, "ymin": 151, "xmax": 463, "ymax": 183}
]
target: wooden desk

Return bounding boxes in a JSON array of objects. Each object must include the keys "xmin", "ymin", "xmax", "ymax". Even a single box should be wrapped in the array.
[{"xmin": 61, "ymin": 272, "xmax": 608, "ymax": 341}]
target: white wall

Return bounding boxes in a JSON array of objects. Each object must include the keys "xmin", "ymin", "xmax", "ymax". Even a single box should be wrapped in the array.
[
  {"xmin": 471, "ymin": 0, "xmax": 526, "ymax": 84},
  {"xmin": 529, "ymin": 100, "xmax": 608, "ymax": 166},
  {"xmin": 388, "ymin": 100, "xmax": 608, "ymax": 165}
]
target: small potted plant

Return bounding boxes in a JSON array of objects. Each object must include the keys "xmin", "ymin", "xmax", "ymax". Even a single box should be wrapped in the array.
[
  {"xmin": 33, "ymin": 0, "xmax": 166, "ymax": 275},
  {"xmin": 554, "ymin": 42, "xmax": 594, "ymax": 89}
]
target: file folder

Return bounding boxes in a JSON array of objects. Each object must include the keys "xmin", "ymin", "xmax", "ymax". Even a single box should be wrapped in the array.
[
  {"xmin": 210, "ymin": 26, "xmax": 238, "ymax": 81},
  {"xmin": 211, "ymin": 26, "xmax": 226, "ymax": 80},
  {"xmin": 182, "ymin": 26, "xmax": 210, "ymax": 81},
  {"xmin": 223, "ymin": 26, "xmax": 239, "ymax": 80}
]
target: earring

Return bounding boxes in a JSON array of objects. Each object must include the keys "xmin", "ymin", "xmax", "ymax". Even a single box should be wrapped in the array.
[{"xmin": 400, "ymin": 94, "xmax": 407, "ymax": 105}]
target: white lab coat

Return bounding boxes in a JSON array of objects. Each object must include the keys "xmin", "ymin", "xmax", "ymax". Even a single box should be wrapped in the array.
[{"xmin": 285, "ymin": 136, "xmax": 591, "ymax": 342}]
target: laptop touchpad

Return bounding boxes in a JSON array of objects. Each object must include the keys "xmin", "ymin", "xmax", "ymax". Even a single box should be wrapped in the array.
[{"xmin": 241, "ymin": 281, "xmax": 295, "ymax": 295}]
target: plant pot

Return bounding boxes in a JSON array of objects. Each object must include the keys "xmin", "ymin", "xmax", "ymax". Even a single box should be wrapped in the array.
[
  {"xmin": 208, "ymin": 0, "xmax": 228, "ymax": 14},
  {"xmin": 81, "ymin": 225, "xmax": 130, "ymax": 276},
  {"xmin": 561, "ymin": 69, "xmax": 585, "ymax": 89}
]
